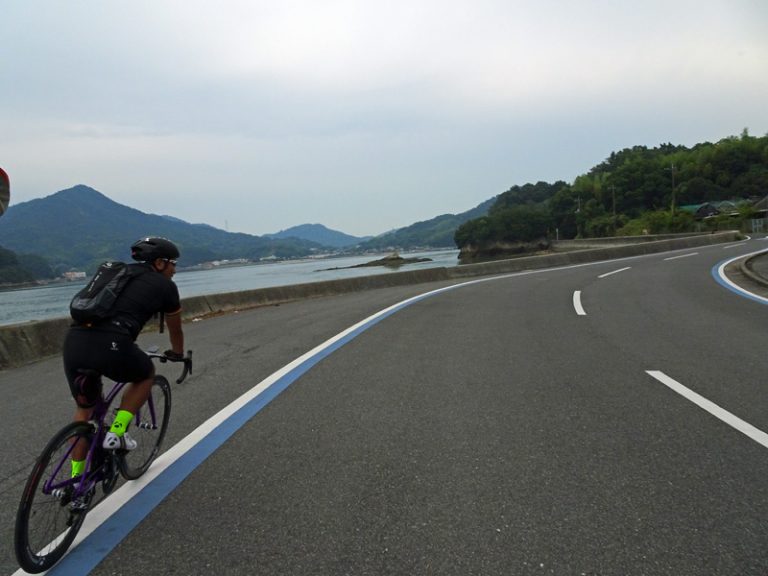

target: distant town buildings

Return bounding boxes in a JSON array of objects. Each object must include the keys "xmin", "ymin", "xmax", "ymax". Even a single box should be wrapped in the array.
[{"xmin": 62, "ymin": 271, "xmax": 86, "ymax": 281}]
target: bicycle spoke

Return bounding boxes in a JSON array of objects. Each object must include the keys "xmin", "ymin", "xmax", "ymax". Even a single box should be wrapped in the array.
[
  {"xmin": 120, "ymin": 375, "xmax": 171, "ymax": 480},
  {"xmin": 15, "ymin": 423, "xmax": 93, "ymax": 573}
]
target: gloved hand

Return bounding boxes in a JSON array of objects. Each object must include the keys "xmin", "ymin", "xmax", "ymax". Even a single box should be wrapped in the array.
[{"xmin": 164, "ymin": 349, "xmax": 184, "ymax": 361}]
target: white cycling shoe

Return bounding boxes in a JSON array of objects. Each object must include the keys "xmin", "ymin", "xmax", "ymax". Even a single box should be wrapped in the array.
[{"xmin": 102, "ymin": 431, "xmax": 138, "ymax": 451}]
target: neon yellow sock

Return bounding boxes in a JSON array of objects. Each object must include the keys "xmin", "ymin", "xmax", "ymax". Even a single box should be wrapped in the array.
[
  {"xmin": 109, "ymin": 409, "xmax": 134, "ymax": 436},
  {"xmin": 71, "ymin": 459, "xmax": 86, "ymax": 478}
]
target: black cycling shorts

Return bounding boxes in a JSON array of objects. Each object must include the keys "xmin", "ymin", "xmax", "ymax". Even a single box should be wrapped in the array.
[{"xmin": 63, "ymin": 327, "xmax": 154, "ymax": 408}]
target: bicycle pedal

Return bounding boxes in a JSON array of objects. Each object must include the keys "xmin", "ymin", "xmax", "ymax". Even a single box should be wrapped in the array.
[{"xmin": 68, "ymin": 488, "xmax": 93, "ymax": 514}]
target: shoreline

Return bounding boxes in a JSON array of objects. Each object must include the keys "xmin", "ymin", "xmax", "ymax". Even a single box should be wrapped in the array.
[
  {"xmin": 0, "ymin": 277, "xmax": 85, "ymax": 293},
  {"xmin": 1, "ymin": 247, "xmax": 460, "ymax": 291},
  {"xmin": 0, "ymin": 248, "xmax": 461, "ymax": 326},
  {"xmin": 0, "ymin": 231, "xmax": 743, "ymax": 370}
]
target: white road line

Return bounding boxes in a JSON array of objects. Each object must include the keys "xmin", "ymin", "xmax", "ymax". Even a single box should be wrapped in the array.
[
  {"xmin": 664, "ymin": 252, "xmax": 698, "ymax": 261},
  {"xmin": 598, "ymin": 266, "xmax": 631, "ymax": 279},
  {"xmin": 722, "ymin": 242, "xmax": 747, "ymax": 249},
  {"xmin": 713, "ymin": 248, "xmax": 768, "ymax": 305},
  {"xmin": 646, "ymin": 371, "xmax": 768, "ymax": 449},
  {"xmin": 573, "ymin": 290, "xmax": 586, "ymax": 315},
  {"xmin": 19, "ymin": 245, "xmax": 759, "ymax": 576}
]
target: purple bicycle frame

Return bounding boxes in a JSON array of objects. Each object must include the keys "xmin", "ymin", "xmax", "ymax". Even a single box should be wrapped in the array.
[{"xmin": 42, "ymin": 379, "xmax": 130, "ymax": 499}]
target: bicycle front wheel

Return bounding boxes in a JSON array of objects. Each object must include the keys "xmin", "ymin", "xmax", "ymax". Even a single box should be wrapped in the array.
[
  {"xmin": 120, "ymin": 375, "xmax": 171, "ymax": 479},
  {"xmin": 15, "ymin": 421, "xmax": 94, "ymax": 574}
]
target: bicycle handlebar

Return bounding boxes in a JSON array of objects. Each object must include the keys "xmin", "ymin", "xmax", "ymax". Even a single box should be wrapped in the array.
[{"xmin": 148, "ymin": 350, "xmax": 194, "ymax": 384}]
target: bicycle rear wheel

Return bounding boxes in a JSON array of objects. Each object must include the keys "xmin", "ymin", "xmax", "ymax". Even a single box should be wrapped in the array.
[
  {"xmin": 15, "ymin": 422, "xmax": 94, "ymax": 573},
  {"xmin": 120, "ymin": 375, "xmax": 171, "ymax": 479}
]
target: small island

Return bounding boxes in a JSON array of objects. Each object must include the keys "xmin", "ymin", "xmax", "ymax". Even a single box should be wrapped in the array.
[{"xmin": 319, "ymin": 252, "xmax": 432, "ymax": 271}]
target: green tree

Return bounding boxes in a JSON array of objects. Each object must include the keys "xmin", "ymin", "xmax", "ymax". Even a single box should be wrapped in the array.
[
  {"xmin": 18, "ymin": 253, "xmax": 55, "ymax": 279},
  {"xmin": 457, "ymin": 130, "xmax": 768, "ymax": 251},
  {"xmin": 491, "ymin": 205, "xmax": 552, "ymax": 243},
  {"xmin": 455, "ymin": 216, "xmax": 491, "ymax": 248},
  {"xmin": 455, "ymin": 205, "xmax": 552, "ymax": 248},
  {"xmin": 549, "ymin": 185, "xmax": 579, "ymax": 238},
  {"xmin": 617, "ymin": 210, "xmax": 695, "ymax": 235},
  {"xmin": 0, "ymin": 245, "xmax": 36, "ymax": 284}
]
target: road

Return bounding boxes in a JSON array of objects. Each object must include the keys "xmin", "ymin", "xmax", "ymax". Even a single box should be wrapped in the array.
[{"xmin": 2, "ymin": 238, "xmax": 768, "ymax": 575}]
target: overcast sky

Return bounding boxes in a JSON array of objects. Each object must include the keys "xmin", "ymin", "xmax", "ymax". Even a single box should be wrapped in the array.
[{"xmin": 2, "ymin": 1, "xmax": 766, "ymax": 237}]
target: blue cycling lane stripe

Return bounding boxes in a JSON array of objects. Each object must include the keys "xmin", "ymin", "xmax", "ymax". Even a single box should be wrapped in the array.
[
  {"xmin": 34, "ymin": 244, "xmax": 765, "ymax": 575},
  {"xmin": 43, "ymin": 280, "xmax": 489, "ymax": 576},
  {"xmin": 711, "ymin": 247, "xmax": 768, "ymax": 306}
]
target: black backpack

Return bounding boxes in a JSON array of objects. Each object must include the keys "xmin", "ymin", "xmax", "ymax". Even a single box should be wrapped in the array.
[{"xmin": 70, "ymin": 262, "xmax": 145, "ymax": 325}]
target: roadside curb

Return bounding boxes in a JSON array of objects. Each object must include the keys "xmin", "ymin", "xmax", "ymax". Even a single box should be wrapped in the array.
[
  {"xmin": 0, "ymin": 231, "xmax": 743, "ymax": 370},
  {"xmin": 739, "ymin": 252, "xmax": 768, "ymax": 287}
]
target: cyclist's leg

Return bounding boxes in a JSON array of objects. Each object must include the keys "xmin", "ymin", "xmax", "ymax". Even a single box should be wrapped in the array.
[
  {"xmin": 70, "ymin": 406, "xmax": 93, "ymax": 475},
  {"xmin": 70, "ymin": 375, "xmax": 100, "ymax": 425},
  {"xmin": 103, "ymin": 344, "xmax": 155, "ymax": 448},
  {"xmin": 64, "ymin": 349, "xmax": 102, "ymax": 474},
  {"xmin": 64, "ymin": 328, "xmax": 143, "ymax": 448},
  {"xmin": 120, "ymin": 375, "xmax": 172, "ymax": 479},
  {"xmin": 103, "ymin": 375, "xmax": 153, "ymax": 449},
  {"xmin": 116, "ymin": 373, "xmax": 155, "ymax": 414}
]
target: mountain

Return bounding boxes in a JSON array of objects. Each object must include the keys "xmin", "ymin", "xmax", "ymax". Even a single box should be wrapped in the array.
[
  {"xmin": 357, "ymin": 196, "xmax": 497, "ymax": 250},
  {"xmin": 0, "ymin": 184, "xmax": 499, "ymax": 277},
  {"xmin": 0, "ymin": 185, "xmax": 324, "ymax": 274},
  {"xmin": 265, "ymin": 224, "xmax": 372, "ymax": 248}
]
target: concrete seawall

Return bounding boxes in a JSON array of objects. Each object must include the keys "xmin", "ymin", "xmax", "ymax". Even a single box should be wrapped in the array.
[{"xmin": 0, "ymin": 231, "xmax": 743, "ymax": 370}]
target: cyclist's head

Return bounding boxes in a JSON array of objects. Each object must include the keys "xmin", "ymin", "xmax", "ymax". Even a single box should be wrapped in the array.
[{"xmin": 131, "ymin": 237, "xmax": 180, "ymax": 263}]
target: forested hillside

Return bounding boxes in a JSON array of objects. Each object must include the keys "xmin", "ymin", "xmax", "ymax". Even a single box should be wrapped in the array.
[
  {"xmin": 359, "ymin": 196, "xmax": 496, "ymax": 250},
  {"xmin": 0, "ymin": 185, "xmax": 324, "ymax": 277},
  {"xmin": 2, "ymin": 130, "xmax": 766, "ymax": 284},
  {"xmin": 456, "ymin": 130, "xmax": 768, "ymax": 251},
  {"xmin": 265, "ymin": 224, "xmax": 370, "ymax": 248},
  {"xmin": 0, "ymin": 184, "xmax": 490, "ymax": 284},
  {"xmin": 0, "ymin": 246, "xmax": 34, "ymax": 285},
  {"xmin": 0, "ymin": 245, "xmax": 55, "ymax": 286}
]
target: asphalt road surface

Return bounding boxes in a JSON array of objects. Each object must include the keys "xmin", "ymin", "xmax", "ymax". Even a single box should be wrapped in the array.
[{"xmin": 2, "ymin": 238, "xmax": 768, "ymax": 575}]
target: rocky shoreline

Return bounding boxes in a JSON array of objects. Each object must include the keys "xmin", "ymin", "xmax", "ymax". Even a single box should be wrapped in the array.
[{"xmin": 318, "ymin": 252, "xmax": 432, "ymax": 271}]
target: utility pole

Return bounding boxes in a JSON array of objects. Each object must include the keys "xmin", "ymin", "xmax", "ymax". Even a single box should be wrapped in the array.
[
  {"xmin": 668, "ymin": 163, "xmax": 676, "ymax": 215},
  {"xmin": 576, "ymin": 196, "xmax": 582, "ymax": 238},
  {"xmin": 610, "ymin": 185, "xmax": 617, "ymax": 235}
]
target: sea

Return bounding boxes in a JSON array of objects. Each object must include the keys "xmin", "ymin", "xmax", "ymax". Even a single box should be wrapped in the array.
[{"xmin": 0, "ymin": 249, "xmax": 460, "ymax": 327}]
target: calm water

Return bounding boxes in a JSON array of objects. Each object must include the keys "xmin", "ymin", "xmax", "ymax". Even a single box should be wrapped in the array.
[{"xmin": 0, "ymin": 250, "xmax": 460, "ymax": 326}]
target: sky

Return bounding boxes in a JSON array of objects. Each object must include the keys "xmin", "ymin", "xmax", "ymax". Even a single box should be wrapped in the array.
[{"xmin": 1, "ymin": 1, "xmax": 767, "ymax": 237}]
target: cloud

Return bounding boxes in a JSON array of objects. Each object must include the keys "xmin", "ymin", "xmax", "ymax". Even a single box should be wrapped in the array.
[{"xmin": 1, "ymin": 0, "xmax": 767, "ymax": 236}]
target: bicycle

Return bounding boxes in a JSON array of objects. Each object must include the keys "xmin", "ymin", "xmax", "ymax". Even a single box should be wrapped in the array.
[{"xmin": 14, "ymin": 349, "xmax": 193, "ymax": 574}]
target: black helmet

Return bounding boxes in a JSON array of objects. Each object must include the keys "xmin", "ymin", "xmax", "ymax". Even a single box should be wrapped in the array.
[{"xmin": 131, "ymin": 237, "xmax": 180, "ymax": 262}]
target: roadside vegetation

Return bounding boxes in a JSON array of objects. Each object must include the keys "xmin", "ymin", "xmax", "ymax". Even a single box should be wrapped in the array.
[
  {"xmin": 3, "ymin": 130, "xmax": 767, "ymax": 284},
  {"xmin": 455, "ymin": 130, "xmax": 768, "ymax": 256}
]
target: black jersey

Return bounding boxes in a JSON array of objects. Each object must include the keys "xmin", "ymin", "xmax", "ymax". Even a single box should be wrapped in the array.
[{"xmin": 109, "ymin": 263, "xmax": 181, "ymax": 339}]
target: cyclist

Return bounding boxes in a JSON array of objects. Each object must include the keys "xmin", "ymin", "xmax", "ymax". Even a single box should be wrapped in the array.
[{"xmin": 63, "ymin": 237, "xmax": 185, "ymax": 475}]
